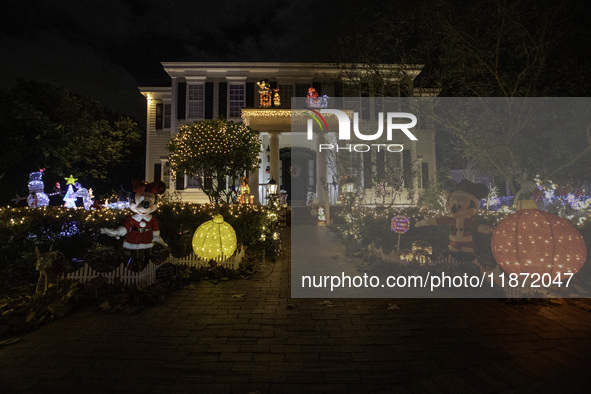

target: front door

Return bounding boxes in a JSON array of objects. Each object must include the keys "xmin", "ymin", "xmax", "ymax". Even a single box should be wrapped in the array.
[{"xmin": 281, "ymin": 148, "xmax": 315, "ymax": 206}]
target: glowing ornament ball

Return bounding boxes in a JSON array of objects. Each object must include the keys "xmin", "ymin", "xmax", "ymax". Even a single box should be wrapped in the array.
[
  {"xmin": 491, "ymin": 209, "xmax": 587, "ymax": 276},
  {"xmin": 192, "ymin": 215, "xmax": 237, "ymax": 261}
]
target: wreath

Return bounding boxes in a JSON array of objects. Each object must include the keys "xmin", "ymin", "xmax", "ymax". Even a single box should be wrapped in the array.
[{"xmin": 289, "ymin": 164, "xmax": 301, "ymax": 178}]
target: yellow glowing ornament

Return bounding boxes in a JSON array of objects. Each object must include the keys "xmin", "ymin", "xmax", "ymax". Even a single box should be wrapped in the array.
[{"xmin": 192, "ymin": 215, "xmax": 237, "ymax": 261}]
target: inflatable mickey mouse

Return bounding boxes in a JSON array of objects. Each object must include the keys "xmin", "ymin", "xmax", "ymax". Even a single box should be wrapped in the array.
[
  {"xmin": 415, "ymin": 179, "xmax": 493, "ymax": 254},
  {"xmin": 100, "ymin": 180, "xmax": 168, "ymax": 270}
]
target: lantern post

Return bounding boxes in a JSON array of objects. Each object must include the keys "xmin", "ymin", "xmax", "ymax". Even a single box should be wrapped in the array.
[{"xmin": 267, "ymin": 179, "xmax": 279, "ymax": 207}]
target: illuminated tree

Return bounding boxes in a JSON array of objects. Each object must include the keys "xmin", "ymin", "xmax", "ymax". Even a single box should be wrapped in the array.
[{"xmin": 167, "ymin": 119, "xmax": 261, "ymax": 204}]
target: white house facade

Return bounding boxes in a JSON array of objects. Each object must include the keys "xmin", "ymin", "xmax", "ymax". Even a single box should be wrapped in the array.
[{"xmin": 140, "ymin": 62, "xmax": 438, "ymax": 206}]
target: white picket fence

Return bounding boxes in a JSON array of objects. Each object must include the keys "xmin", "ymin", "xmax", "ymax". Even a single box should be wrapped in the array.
[
  {"xmin": 369, "ymin": 244, "xmax": 532, "ymax": 297},
  {"xmin": 66, "ymin": 261, "xmax": 159, "ymax": 285},
  {"xmin": 64, "ymin": 247, "xmax": 245, "ymax": 286}
]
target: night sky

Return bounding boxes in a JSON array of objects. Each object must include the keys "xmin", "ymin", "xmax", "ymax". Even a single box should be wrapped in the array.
[
  {"xmin": 2, "ymin": 1, "xmax": 589, "ymax": 126},
  {"xmin": 0, "ymin": 0, "xmax": 351, "ymax": 125}
]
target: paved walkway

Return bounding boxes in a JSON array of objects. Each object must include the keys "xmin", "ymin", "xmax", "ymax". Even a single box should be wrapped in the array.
[{"xmin": 2, "ymin": 218, "xmax": 591, "ymax": 393}]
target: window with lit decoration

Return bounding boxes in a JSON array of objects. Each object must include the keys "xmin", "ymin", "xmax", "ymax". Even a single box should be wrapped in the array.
[
  {"xmin": 278, "ymin": 84, "xmax": 294, "ymax": 108},
  {"xmin": 229, "ymin": 84, "xmax": 245, "ymax": 118},
  {"xmin": 187, "ymin": 84, "xmax": 204, "ymax": 118}
]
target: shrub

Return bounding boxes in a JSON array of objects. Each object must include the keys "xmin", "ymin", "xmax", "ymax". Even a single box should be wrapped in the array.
[{"xmin": 0, "ymin": 203, "xmax": 278, "ymax": 283}]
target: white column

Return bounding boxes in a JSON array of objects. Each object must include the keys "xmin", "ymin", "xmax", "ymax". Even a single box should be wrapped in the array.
[
  {"xmin": 169, "ymin": 77, "xmax": 178, "ymax": 193},
  {"xmin": 269, "ymin": 132, "xmax": 280, "ymax": 183},
  {"xmin": 145, "ymin": 95, "xmax": 152, "ymax": 181},
  {"xmin": 316, "ymin": 133, "xmax": 330, "ymax": 225},
  {"xmin": 249, "ymin": 157, "xmax": 260, "ymax": 205}
]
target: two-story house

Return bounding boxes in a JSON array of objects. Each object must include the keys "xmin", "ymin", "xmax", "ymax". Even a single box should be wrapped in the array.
[{"xmin": 140, "ymin": 62, "xmax": 438, "ymax": 206}]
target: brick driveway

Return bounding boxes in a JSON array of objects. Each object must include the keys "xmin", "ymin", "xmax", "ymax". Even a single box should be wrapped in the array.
[{"xmin": 2, "ymin": 223, "xmax": 591, "ymax": 393}]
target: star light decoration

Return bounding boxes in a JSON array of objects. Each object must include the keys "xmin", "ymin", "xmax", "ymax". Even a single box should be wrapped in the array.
[{"xmin": 65, "ymin": 175, "xmax": 78, "ymax": 185}]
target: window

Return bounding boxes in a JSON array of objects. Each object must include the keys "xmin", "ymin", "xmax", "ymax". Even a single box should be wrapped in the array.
[
  {"xmin": 229, "ymin": 84, "xmax": 245, "ymax": 118},
  {"xmin": 186, "ymin": 175, "xmax": 202, "ymax": 188},
  {"xmin": 163, "ymin": 103, "xmax": 171, "ymax": 128},
  {"xmin": 187, "ymin": 84, "xmax": 204, "ymax": 118},
  {"xmin": 156, "ymin": 103, "xmax": 163, "ymax": 130},
  {"xmin": 279, "ymin": 84, "xmax": 294, "ymax": 108}
]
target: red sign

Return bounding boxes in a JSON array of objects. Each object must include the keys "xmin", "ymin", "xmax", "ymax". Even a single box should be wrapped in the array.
[{"xmin": 392, "ymin": 215, "xmax": 410, "ymax": 234}]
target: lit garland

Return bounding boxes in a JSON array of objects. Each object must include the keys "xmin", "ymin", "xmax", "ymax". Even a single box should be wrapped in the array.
[{"xmin": 240, "ymin": 108, "xmax": 355, "ymax": 126}]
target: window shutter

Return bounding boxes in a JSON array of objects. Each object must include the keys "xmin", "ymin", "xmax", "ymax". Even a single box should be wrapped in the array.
[
  {"xmin": 376, "ymin": 150, "xmax": 385, "ymax": 181},
  {"xmin": 421, "ymin": 162, "xmax": 429, "ymax": 189},
  {"xmin": 218, "ymin": 176, "xmax": 226, "ymax": 191},
  {"xmin": 245, "ymin": 82, "xmax": 255, "ymax": 107},
  {"xmin": 204, "ymin": 176, "xmax": 213, "ymax": 191},
  {"xmin": 204, "ymin": 82, "xmax": 214, "ymax": 119},
  {"xmin": 363, "ymin": 151, "xmax": 373, "ymax": 189},
  {"xmin": 361, "ymin": 83, "xmax": 370, "ymax": 120},
  {"xmin": 176, "ymin": 174, "xmax": 185, "ymax": 190},
  {"xmin": 312, "ymin": 82, "xmax": 322, "ymax": 95},
  {"xmin": 218, "ymin": 82, "xmax": 227, "ymax": 119},
  {"xmin": 155, "ymin": 103, "xmax": 163, "ymax": 130},
  {"xmin": 333, "ymin": 82, "xmax": 343, "ymax": 108},
  {"xmin": 177, "ymin": 82, "xmax": 186, "ymax": 120},
  {"xmin": 403, "ymin": 149, "xmax": 412, "ymax": 188},
  {"xmin": 154, "ymin": 164, "xmax": 162, "ymax": 182},
  {"xmin": 296, "ymin": 84, "xmax": 309, "ymax": 98}
]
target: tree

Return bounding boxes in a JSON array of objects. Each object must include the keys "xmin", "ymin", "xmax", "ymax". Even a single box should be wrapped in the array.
[
  {"xmin": 421, "ymin": 1, "xmax": 591, "ymax": 192},
  {"xmin": 167, "ymin": 119, "xmax": 261, "ymax": 204},
  {"xmin": 0, "ymin": 80, "xmax": 144, "ymax": 204},
  {"xmin": 432, "ymin": 98, "xmax": 591, "ymax": 195},
  {"xmin": 332, "ymin": 0, "xmax": 591, "ymax": 192}
]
